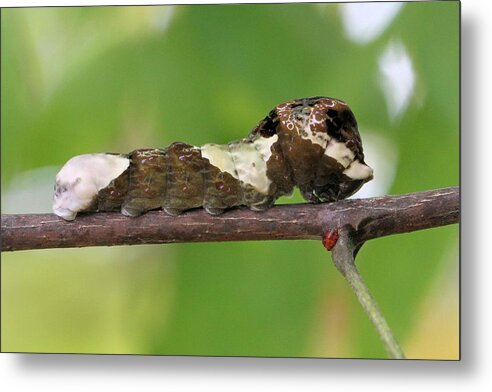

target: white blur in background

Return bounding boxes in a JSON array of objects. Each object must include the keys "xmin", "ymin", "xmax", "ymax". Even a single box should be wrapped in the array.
[
  {"xmin": 338, "ymin": 2, "xmax": 417, "ymax": 122},
  {"xmin": 2, "ymin": 166, "xmax": 58, "ymax": 214},
  {"xmin": 339, "ymin": 2, "xmax": 404, "ymax": 45},
  {"xmin": 351, "ymin": 132, "xmax": 399, "ymax": 199},
  {"xmin": 378, "ymin": 40, "xmax": 416, "ymax": 120}
]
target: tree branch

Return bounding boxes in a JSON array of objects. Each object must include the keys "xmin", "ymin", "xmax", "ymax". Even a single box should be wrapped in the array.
[
  {"xmin": 0, "ymin": 186, "xmax": 459, "ymax": 358},
  {"xmin": 1, "ymin": 186, "xmax": 459, "ymax": 252}
]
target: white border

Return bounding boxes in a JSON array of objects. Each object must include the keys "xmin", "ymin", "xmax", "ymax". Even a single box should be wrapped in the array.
[
  {"xmin": 0, "ymin": 0, "xmax": 426, "ymax": 6},
  {"xmin": 2, "ymin": 0, "xmax": 490, "ymax": 390}
]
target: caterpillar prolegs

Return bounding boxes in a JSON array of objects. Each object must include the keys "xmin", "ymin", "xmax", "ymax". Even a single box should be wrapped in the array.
[{"xmin": 53, "ymin": 97, "xmax": 374, "ymax": 221}]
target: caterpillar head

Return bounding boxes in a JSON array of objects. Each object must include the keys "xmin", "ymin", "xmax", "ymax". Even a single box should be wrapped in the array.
[
  {"xmin": 53, "ymin": 153, "xmax": 130, "ymax": 220},
  {"xmin": 314, "ymin": 107, "xmax": 374, "ymax": 201},
  {"xmin": 270, "ymin": 97, "xmax": 373, "ymax": 202}
]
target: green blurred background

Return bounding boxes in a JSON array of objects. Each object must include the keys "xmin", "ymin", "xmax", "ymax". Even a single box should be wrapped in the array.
[{"xmin": 1, "ymin": 2, "xmax": 459, "ymax": 359}]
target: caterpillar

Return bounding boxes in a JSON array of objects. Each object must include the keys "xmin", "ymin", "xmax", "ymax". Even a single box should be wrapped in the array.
[{"xmin": 53, "ymin": 97, "xmax": 374, "ymax": 221}]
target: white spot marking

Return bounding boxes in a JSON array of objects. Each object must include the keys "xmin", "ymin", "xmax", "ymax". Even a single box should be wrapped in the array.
[
  {"xmin": 323, "ymin": 140, "xmax": 355, "ymax": 168},
  {"xmin": 343, "ymin": 160, "xmax": 374, "ymax": 180},
  {"xmin": 292, "ymin": 107, "xmax": 330, "ymax": 148},
  {"xmin": 300, "ymin": 117, "xmax": 330, "ymax": 148},
  {"xmin": 53, "ymin": 153, "xmax": 130, "ymax": 220}
]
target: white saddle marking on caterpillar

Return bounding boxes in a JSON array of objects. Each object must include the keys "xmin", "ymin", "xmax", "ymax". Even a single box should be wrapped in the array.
[
  {"xmin": 201, "ymin": 143, "xmax": 239, "ymax": 179},
  {"xmin": 53, "ymin": 153, "xmax": 130, "ymax": 220},
  {"xmin": 228, "ymin": 135, "xmax": 278, "ymax": 195},
  {"xmin": 201, "ymin": 136, "xmax": 278, "ymax": 195}
]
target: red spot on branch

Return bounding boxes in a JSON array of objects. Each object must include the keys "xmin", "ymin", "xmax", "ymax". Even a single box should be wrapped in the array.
[{"xmin": 322, "ymin": 229, "xmax": 339, "ymax": 251}]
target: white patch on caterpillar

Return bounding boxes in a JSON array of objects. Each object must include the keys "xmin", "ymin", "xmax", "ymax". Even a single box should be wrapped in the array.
[
  {"xmin": 253, "ymin": 134, "xmax": 277, "ymax": 162},
  {"xmin": 53, "ymin": 153, "xmax": 130, "ymax": 221},
  {"xmin": 301, "ymin": 120, "xmax": 330, "ymax": 148},
  {"xmin": 323, "ymin": 140, "xmax": 355, "ymax": 168},
  {"xmin": 201, "ymin": 143, "xmax": 239, "ymax": 179},
  {"xmin": 289, "ymin": 105, "xmax": 331, "ymax": 149},
  {"xmin": 343, "ymin": 160, "xmax": 374, "ymax": 180},
  {"xmin": 228, "ymin": 135, "xmax": 278, "ymax": 195}
]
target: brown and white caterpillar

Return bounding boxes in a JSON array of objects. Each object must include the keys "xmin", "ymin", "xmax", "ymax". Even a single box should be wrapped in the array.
[{"xmin": 53, "ymin": 97, "xmax": 374, "ymax": 221}]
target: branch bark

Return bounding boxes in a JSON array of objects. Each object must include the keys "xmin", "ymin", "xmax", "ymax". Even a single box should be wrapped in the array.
[{"xmin": 1, "ymin": 186, "xmax": 459, "ymax": 252}]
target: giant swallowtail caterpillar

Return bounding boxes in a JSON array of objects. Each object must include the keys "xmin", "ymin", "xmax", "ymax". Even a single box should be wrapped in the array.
[{"xmin": 53, "ymin": 97, "xmax": 374, "ymax": 221}]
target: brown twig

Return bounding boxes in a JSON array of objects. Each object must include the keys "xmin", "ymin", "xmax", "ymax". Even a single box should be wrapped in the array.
[{"xmin": 1, "ymin": 187, "xmax": 458, "ymax": 252}]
